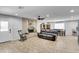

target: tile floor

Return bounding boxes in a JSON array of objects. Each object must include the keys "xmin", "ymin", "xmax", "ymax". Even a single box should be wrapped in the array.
[{"xmin": 0, "ymin": 33, "xmax": 79, "ymax": 53}]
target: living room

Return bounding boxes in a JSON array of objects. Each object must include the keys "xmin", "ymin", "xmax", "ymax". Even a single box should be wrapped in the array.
[{"xmin": 0, "ymin": 6, "xmax": 78, "ymax": 52}]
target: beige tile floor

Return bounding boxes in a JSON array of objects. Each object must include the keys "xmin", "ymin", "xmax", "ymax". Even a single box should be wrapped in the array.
[{"xmin": 0, "ymin": 33, "xmax": 79, "ymax": 53}]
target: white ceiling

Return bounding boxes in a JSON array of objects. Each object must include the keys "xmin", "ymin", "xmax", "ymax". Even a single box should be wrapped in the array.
[{"xmin": 0, "ymin": 6, "xmax": 79, "ymax": 19}]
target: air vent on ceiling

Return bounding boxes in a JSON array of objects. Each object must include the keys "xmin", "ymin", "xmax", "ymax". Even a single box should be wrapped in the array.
[{"xmin": 18, "ymin": 6, "xmax": 24, "ymax": 9}]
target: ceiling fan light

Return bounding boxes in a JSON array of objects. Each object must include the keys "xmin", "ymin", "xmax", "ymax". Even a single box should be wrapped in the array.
[{"xmin": 70, "ymin": 9, "xmax": 75, "ymax": 13}]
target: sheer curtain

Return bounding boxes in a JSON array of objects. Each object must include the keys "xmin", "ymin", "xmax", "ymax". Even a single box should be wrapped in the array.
[{"xmin": 54, "ymin": 23, "xmax": 65, "ymax": 29}]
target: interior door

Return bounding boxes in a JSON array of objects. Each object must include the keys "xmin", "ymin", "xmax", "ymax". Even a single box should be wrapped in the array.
[{"xmin": 0, "ymin": 21, "xmax": 10, "ymax": 42}]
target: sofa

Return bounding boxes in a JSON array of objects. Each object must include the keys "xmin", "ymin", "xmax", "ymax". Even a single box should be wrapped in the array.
[
  {"xmin": 37, "ymin": 30, "xmax": 57, "ymax": 41},
  {"xmin": 52, "ymin": 29, "xmax": 65, "ymax": 36}
]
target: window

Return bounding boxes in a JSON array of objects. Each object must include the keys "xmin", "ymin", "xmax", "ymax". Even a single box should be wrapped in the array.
[
  {"xmin": 54, "ymin": 23, "xmax": 65, "ymax": 29},
  {"xmin": 0, "ymin": 21, "xmax": 8, "ymax": 32}
]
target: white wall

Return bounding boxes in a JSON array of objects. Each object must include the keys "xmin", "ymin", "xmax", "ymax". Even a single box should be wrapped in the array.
[
  {"xmin": 0, "ymin": 15, "xmax": 22, "ymax": 42},
  {"xmin": 65, "ymin": 21, "xmax": 78, "ymax": 36},
  {"xmin": 9, "ymin": 17, "xmax": 22, "ymax": 40},
  {"xmin": 37, "ymin": 18, "xmax": 78, "ymax": 36},
  {"xmin": 50, "ymin": 23, "xmax": 55, "ymax": 29},
  {"xmin": 36, "ymin": 18, "xmax": 69, "ymax": 33},
  {"xmin": 49, "ymin": 21, "xmax": 78, "ymax": 35}
]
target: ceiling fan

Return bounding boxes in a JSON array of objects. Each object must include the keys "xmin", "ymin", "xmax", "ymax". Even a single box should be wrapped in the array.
[
  {"xmin": 37, "ymin": 14, "xmax": 50, "ymax": 20},
  {"xmin": 37, "ymin": 16, "xmax": 45, "ymax": 20}
]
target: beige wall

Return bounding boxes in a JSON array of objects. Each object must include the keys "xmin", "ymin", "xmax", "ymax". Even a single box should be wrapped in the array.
[
  {"xmin": 22, "ymin": 18, "xmax": 29, "ymax": 33},
  {"xmin": 28, "ymin": 20, "xmax": 37, "ymax": 32},
  {"xmin": 22, "ymin": 18, "xmax": 37, "ymax": 33}
]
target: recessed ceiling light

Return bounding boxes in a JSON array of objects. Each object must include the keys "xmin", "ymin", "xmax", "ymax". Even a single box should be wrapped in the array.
[
  {"xmin": 15, "ymin": 14, "xmax": 18, "ymax": 16},
  {"xmin": 70, "ymin": 9, "xmax": 75, "ymax": 13}
]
